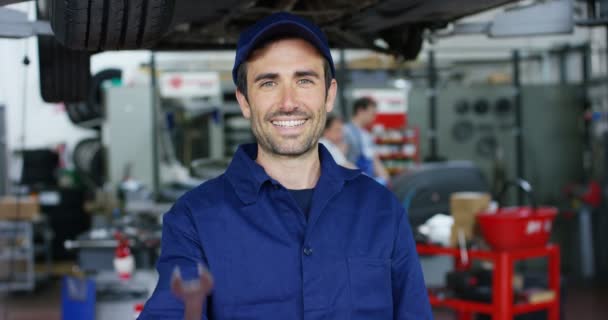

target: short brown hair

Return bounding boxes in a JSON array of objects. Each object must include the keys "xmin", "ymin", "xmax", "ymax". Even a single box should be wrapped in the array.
[
  {"xmin": 325, "ymin": 113, "xmax": 342, "ymax": 131},
  {"xmin": 353, "ymin": 97, "xmax": 377, "ymax": 115}
]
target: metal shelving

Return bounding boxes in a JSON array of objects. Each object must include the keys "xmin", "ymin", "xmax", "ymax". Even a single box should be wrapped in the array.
[
  {"xmin": 0, "ymin": 218, "xmax": 53, "ymax": 292},
  {"xmin": 0, "ymin": 221, "xmax": 34, "ymax": 292}
]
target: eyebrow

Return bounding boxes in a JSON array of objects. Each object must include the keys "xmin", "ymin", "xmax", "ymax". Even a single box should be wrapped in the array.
[
  {"xmin": 253, "ymin": 72, "xmax": 278, "ymax": 83},
  {"xmin": 294, "ymin": 70, "xmax": 320, "ymax": 79},
  {"xmin": 253, "ymin": 70, "xmax": 321, "ymax": 83}
]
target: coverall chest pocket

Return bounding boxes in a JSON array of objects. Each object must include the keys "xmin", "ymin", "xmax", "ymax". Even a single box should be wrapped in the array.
[{"xmin": 347, "ymin": 257, "xmax": 393, "ymax": 318}]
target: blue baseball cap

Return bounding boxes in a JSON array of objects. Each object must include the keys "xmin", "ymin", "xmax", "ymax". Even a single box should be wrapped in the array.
[{"xmin": 232, "ymin": 12, "xmax": 336, "ymax": 85}]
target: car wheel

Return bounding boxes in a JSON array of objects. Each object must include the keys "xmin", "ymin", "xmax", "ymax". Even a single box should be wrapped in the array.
[
  {"xmin": 49, "ymin": 0, "xmax": 175, "ymax": 50},
  {"xmin": 73, "ymin": 138, "xmax": 106, "ymax": 187},
  {"xmin": 88, "ymin": 69, "xmax": 122, "ymax": 117},
  {"xmin": 65, "ymin": 102, "xmax": 88, "ymax": 124},
  {"xmin": 65, "ymin": 68, "xmax": 122, "ymax": 129}
]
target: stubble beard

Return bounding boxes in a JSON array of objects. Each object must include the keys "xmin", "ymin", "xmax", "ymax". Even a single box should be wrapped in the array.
[{"xmin": 250, "ymin": 108, "xmax": 326, "ymax": 158}]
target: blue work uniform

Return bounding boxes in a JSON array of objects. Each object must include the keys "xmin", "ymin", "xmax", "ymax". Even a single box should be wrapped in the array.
[{"xmin": 139, "ymin": 143, "xmax": 432, "ymax": 319}]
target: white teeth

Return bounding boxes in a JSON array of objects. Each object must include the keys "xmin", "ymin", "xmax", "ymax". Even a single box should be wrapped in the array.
[{"xmin": 272, "ymin": 120, "xmax": 306, "ymax": 127}]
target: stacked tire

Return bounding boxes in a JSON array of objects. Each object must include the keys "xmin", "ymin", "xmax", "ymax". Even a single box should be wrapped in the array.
[
  {"xmin": 73, "ymin": 138, "xmax": 105, "ymax": 187},
  {"xmin": 65, "ymin": 69, "xmax": 122, "ymax": 129}
]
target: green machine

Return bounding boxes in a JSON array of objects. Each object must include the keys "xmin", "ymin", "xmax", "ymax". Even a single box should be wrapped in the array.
[{"xmin": 408, "ymin": 84, "xmax": 584, "ymax": 206}]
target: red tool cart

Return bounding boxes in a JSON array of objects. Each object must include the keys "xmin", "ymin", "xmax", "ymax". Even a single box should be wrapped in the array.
[
  {"xmin": 417, "ymin": 244, "xmax": 560, "ymax": 320},
  {"xmin": 418, "ymin": 179, "xmax": 561, "ymax": 319}
]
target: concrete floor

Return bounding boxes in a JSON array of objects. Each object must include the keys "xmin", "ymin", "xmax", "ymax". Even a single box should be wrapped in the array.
[
  {"xmin": 0, "ymin": 280, "xmax": 60, "ymax": 320},
  {"xmin": 1, "ymin": 278, "xmax": 608, "ymax": 320}
]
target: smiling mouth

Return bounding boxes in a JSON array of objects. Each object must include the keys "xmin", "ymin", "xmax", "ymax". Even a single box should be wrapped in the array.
[{"xmin": 271, "ymin": 119, "xmax": 307, "ymax": 128}]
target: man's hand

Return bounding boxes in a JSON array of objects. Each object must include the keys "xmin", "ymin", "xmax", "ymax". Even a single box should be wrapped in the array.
[{"xmin": 171, "ymin": 264, "xmax": 214, "ymax": 320}]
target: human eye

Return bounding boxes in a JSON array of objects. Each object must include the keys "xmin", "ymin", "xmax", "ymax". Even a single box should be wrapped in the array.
[
  {"xmin": 260, "ymin": 81, "xmax": 276, "ymax": 88},
  {"xmin": 297, "ymin": 78, "xmax": 314, "ymax": 86}
]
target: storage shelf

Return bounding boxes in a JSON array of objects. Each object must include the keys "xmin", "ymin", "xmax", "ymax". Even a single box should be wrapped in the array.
[
  {"xmin": 378, "ymin": 153, "xmax": 416, "ymax": 160},
  {"xmin": 375, "ymin": 137, "xmax": 417, "ymax": 144},
  {"xmin": 374, "ymin": 127, "xmax": 420, "ymax": 176},
  {"xmin": 0, "ymin": 250, "xmax": 30, "ymax": 260},
  {"xmin": 386, "ymin": 167, "xmax": 405, "ymax": 175},
  {"xmin": 0, "ymin": 220, "xmax": 35, "ymax": 293},
  {"xmin": 0, "ymin": 272, "xmax": 34, "ymax": 292},
  {"xmin": 0, "ymin": 282, "xmax": 35, "ymax": 291}
]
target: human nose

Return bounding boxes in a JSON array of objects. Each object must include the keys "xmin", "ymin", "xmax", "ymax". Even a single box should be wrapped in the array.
[{"xmin": 278, "ymin": 84, "xmax": 298, "ymax": 111}]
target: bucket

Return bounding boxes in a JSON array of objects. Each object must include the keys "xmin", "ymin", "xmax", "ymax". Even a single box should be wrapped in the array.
[{"xmin": 477, "ymin": 179, "xmax": 557, "ymax": 251}]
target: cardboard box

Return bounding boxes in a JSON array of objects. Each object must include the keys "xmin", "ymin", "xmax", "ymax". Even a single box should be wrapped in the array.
[
  {"xmin": 451, "ymin": 193, "xmax": 491, "ymax": 218},
  {"xmin": 0, "ymin": 196, "xmax": 40, "ymax": 221},
  {"xmin": 450, "ymin": 192, "xmax": 491, "ymax": 247},
  {"xmin": 450, "ymin": 227, "xmax": 475, "ymax": 248}
]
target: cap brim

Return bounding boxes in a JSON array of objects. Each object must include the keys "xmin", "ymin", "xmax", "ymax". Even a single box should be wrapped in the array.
[
  {"xmin": 232, "ymin": 19, "xmax": 335, "ymax": 84},
  {"xmin": 246, "ymin": 21, "xmax": 327, "ymax": 58}
]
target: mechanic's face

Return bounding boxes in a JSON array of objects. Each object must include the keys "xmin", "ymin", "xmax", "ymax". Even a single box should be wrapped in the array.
[
  {"xmin": 324, "ymin": 118, "xmax": 344, "ymax": 145},
  {"xmin": 236, "ymin": 38, "xmax": 337, "ymax": 157}
]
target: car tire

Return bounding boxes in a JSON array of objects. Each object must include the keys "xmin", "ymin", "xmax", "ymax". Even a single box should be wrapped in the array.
[
  {"xmin": 88, "ymin": 69, "xmax": 122, "ymax": 117},
  {"xmin": 73, "ymin": 138, "xmax": 106, "ymax": 187},
  {"xmin": 50, "ymin": 0, "xmax": 175, "ymax": 50},
  {"xmin": 65, "ymin": 102, "xmax": 89, "ymax": 124},
  {"xmin": 37, "ymin": 35, "xmax": 91, "ymax": 103},
  {"xmin": 65, "ymin": 68, "xmax": 122, "ymax": 129}
]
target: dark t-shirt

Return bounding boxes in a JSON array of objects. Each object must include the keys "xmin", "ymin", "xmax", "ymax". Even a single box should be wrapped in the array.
[{"xmin": 288, "ymin": 188, "xmax": 314, "ymax": 218}]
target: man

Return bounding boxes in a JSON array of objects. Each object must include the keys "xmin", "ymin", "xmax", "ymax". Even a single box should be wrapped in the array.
[
  {"xmin": 139, "ymin": 12, "xmax": 432, "ymax": 320},
  {"xmin": 344, "ymin": 97, "xmax": 391, "ymax": 185},
  {"xmin": 319, "ymin": 114, "xmax": 355, "ymax": 168}
]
